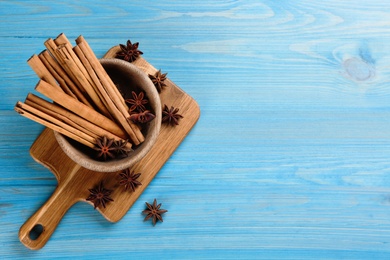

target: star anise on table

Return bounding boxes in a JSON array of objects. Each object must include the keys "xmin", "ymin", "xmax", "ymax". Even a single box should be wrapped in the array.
[
  {"xmin": 94, "ymin": 135, "xmax": 116, "ymax": 161},
  {"xmin": 142, "ymin": 199, "xmax": 167, "ymax": 226},
  {"xmin": 149, "ymin": 70, "xmax": 168, "ymax": 93},
  {"xmin": 125, "ymin": 91, "xmax": 148, "ymax": 112},
  {"xmin": 129, "ymin": 110, "xmax": 156, "ymax": 124},
  {"xmin": 119, "ymin": 169, "xmax": 142, "ymax": 192},
  {"xmin": 162, "ymin": 105, "xmax": 183, "ymax": 126},
  {"xmin": 86, "ymin": 182, "xmax": 114, "ymax": 209},
  {"xmin": 116, "ymin": 39, "xmax": 143, "ymax": 62}
]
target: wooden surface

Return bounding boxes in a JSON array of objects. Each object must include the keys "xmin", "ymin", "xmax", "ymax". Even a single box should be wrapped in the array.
[
  {"xmin": 18, "ymin": 52, "xmax": 200, "ymax": 250},
  {"xmin": 1, "ymin": 0, "xmax": 390, "ymax": 258}
]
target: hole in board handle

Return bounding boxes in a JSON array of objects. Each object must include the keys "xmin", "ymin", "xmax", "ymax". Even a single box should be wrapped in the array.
[{"xmin": 29, "ymin": 224, "xmax": 44, "ymax": 240}]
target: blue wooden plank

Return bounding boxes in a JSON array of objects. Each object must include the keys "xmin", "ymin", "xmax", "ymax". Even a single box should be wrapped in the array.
[{"xmin": 1, "ymin": 0, "xmax": 390, "ymax": 258}]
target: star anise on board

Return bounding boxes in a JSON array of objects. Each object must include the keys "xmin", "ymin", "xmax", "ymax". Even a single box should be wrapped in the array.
[
  {"xmin": 149, "ymin": 70, "xmax": 168, "ymax": 93},
  {"xmin": 162, "ymin": 105, "xmax": 183, "ymax": 126},
  {"xmin": 119, "ymin": 169, "xmax": 142, "ymax": 192},
  {"xmin": 86, "ymin": 182, "xmax": 114, "ymax": 209},
  {"xmin": 125, "ymin": 91, "xmax": 148, "ymax": 112},
  {"xmin": 129, "ymin": 110, "xmax": 156, "ymax": 124},
  {"xmin": 94, "ymin": 136, "xmax": 116, "ymax": 160},
  {"xmin": 142, "ymin": 199, "xmax": 168, "ymax": 226},
  {"xmin": 116, "ymin": 39, "xmax": 143, "ymax": 62}
]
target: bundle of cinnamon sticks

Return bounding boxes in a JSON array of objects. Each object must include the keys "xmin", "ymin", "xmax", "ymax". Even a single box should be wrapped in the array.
[{"xmin": 15, "ymin": 33, "xmax": 144, "ymax": 151}]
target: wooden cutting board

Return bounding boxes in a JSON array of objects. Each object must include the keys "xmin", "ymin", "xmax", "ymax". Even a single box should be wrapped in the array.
[{"xmin": 18, "ymin": 47, "xmax": 200, "ymax": 250}]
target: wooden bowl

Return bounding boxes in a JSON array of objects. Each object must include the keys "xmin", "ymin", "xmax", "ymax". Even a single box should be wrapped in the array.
[{"xmin": 54, "ymin": 58, "xmax": 161, "ymax": 172}]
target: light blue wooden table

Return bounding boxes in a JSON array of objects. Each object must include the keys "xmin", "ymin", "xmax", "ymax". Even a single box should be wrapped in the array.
[{"xmin": 1, "ymin": 1, "xmax": 390, "ymax": 259}]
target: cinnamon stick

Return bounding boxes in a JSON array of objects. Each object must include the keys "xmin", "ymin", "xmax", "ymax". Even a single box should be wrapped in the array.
[
  {"xmin": 38, "ymin": 51, "xmax": 75, "ymax": 98},
  {"xmin": 25, "ymin": 95, "xmax": 98, "ymax": 139},
  {"xmin": 75, "ymin": 36, "xmax": 126, "ymax": 108},
  {"xmin": 73, "ymin": 45, "xmax": 113, "ymax": 119},
  {"xmin": 25, "ymin": 93, "xmax": 131, "ymax": 149},
  {"xmin": 54, "ymin": 33, "xmax": 111, "ymax": 117},
  {"xmin": 54, "ymin": 33, "xmax": 95, "ymax": 89},
  {"xmin": 27, "ymin": 54, "xmax": 59, "ymax": 89},
  {"xmin": 76, "ymin": 36, "xmax": 144, "ymax": 145},
  {"xmin": 15, "ymin": 101, "xmax": 95, "ymax": 149},
  {"xmin": 56, "ymin": 45, "xmax": 111, "ymax": 118},
  {"xmin": 74, "ymin": 44, "xmax": 143, "ymax": 144},
  {"xmin": 45, "ymin": 38, "xmax": 94, "ymax": 108},
  {"xmin": 35, "ymin": 80, "xmax": 128, "ymax": 140},
  {"xmin": 40, "ymin": 46, "xmax": 92, "ymax": 107}
]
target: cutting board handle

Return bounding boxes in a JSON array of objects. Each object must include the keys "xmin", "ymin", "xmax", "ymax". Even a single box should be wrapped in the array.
[{"xmin": 19, "ymin": 185, "xmax": 78, "ymax": 250}]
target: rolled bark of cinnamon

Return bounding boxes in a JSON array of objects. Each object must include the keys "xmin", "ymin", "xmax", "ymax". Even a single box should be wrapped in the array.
[
  {"xmin": 42, "ymin": 46, "xmax": 93, "ymax": 107},
  {"xmin": 15, "ymin": 101, "xmax": 96, "ymax": 149},
  {"xmin": 27, "ymin": 54, "xmax": 60, "ymax": 90},
  {"xmin": 35, "ymin": 79, "xmax": 128, "ymax": 140},
  {"xmin": 37, "ymin": 51, "xmax": 76, "ymax": 98},
  {"xmin": 25, "ymin": 93, "xmax": 132, "ymax": 150},
  {"xmin": 75, "ymin": 35, "xmax": 144, "ymax": 145},
  {"xmin": 55, "ymin": 45, "xmax": 111, "ymax": 118}
]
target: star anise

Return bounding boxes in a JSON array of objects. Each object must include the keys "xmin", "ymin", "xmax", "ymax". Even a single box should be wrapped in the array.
[
  {"xmin": 114, "ymin": 139, "xmax": 133, "ymax": 158},
  {"xmin": 129, "ymin": 110, "xmax": 156, "ymax": 124},
  {"xmin": 125, "ymin": 91, "xmax": 148, "ymax": 112},
  {"xmin": 86, "ymin": 182, "xmax": 114, "ymax": 209},
  {"xmin": 149, "ymin": 70, "xmax": 168, "ymax": 93},
  {"xmin": 94, "ymin": 136, "xmax": 116, "ymax": 161},
  {"xmin": 116, "ymin": 39, "xmax": 143, "ymax": 62},
  {"xmin": 142, "ymin": 199, "xmax": 167, "ymax": 226},
  {"xmin": 162, "ymin": 105, "xmax": 183, "ymax": 126},
  {"xmin": 119, "ymin": 169, "xmax": 142, "ymax": 192}
]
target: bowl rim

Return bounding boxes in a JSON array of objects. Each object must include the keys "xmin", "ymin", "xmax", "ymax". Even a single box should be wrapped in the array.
[{"xmin": 54, "ymin": 58, "xmax": 161, "ymax": 172}]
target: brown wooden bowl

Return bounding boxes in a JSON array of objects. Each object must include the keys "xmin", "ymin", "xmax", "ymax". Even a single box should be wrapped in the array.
[{"xmin": 54, "ymin": 58, "xmax": 161, "ymax": 172}]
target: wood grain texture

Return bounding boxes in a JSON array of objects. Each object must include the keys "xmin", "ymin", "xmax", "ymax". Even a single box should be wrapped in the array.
[
  {"xmin": 18, "ymin": 52, "xmax": 199, "ymax": 250},
  {"xmin": 1, "ymin": 0, "xmax": 390, "ymax": 258}
]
